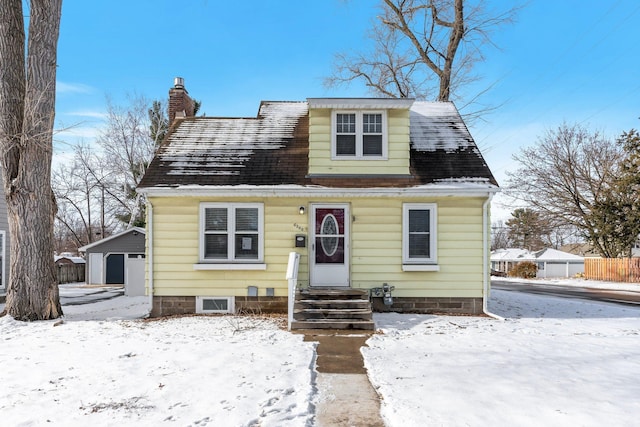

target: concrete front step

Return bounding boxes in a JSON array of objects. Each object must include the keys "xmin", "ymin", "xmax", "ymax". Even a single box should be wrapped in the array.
[
  {"xmin": 290, "ymin": 319, "xmax": 375, "ymax": 330},
  {"xmin": 299, "ymin": 289, "xmax": 369, "ymax": 300},
  {"xmin": 293, "ymin": 288, "xmax": 374, "ymax": 330},
  {"xmin": 295, "ymin": 299, "xmax": 371, "ymax": 309},
  {"xmin": 294, "ymin": 308, "xmax": 373, "ymax": 320}
]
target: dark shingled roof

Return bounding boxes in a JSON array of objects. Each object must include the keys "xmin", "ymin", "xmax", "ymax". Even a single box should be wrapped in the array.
[{"xmin": 138, "ymin": 100, "xmax": 498, "ymax": 190}]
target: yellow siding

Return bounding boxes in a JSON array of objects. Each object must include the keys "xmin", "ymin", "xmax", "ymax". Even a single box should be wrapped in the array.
[
  {"xmin": 348, "ymin": 198, "xmax": 486, "ymax": 295},
  {"xmin": 308, "ymin": 108, "xmax": 411, "ymax": 175},
  {"xmin": 149, "ymin": 197, "xmax": 310, "ymax": 297},
  {"xmin": 147, "ymin": 196, "xmax": 488, "ymax": 299}
]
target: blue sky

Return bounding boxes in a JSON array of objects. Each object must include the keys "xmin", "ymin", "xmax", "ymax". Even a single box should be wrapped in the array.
[{"xmin": 53, "ymin": 0, "xmax": 640, "ymax": 219}]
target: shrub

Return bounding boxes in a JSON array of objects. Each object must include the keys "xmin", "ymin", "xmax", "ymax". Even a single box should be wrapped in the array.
[{"xmin": 508, "ymin": 261, "xmax": 537, "ymax": 279}]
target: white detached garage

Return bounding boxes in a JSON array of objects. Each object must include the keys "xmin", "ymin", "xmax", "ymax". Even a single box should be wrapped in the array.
[
  {"xmin": 491, "ymin": 247, "xmax": 585, "ymax": 279},
  {"xmin": 78, "ymin": 227, "xmax": 146, "ymax": 296},
  {"xmin": 535, "ymin": 248, "xmax": 584, "ymax": 279}
]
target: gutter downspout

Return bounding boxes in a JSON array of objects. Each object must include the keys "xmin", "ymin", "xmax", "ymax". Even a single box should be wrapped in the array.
[
  {"xmin": 147, "ymin": 199, "xmax": 154, "ymax": 315},
  {"xmin": 483, "ymin": 194, "xmax": 504, "ymax": 320}
]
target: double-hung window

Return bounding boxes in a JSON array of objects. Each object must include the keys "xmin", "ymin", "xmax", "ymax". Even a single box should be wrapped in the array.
[
  {"xmin": 333, "ymin": 111, "xmax": 386, "ymax": 159},
  {"xmin": 200, "ymin": 203, "xmax": 264, "ymax": 263},
  {"xmin": 403, "ymin": 203, "xmax": 437, "ymax": 267}
]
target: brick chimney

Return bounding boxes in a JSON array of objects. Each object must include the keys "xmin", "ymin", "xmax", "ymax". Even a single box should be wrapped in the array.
[{"xmin": 168, "ymin": 77, "xmax": 195, "ymax": 122}]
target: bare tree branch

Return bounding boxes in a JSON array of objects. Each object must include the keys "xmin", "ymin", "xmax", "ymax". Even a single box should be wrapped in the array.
[
  {"xmin": 506, "ymin": 123, "xmax": 635, "ymax": 257},
  {"xmin": 53, "ymin": 95, "xmax": 167, "ymax": 248},
  {"xmin": 326, "ymin": 0, "xmax": 521, "ymax": 118}
]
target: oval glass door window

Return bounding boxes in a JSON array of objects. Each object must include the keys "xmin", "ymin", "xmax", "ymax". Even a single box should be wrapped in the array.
[{"xmin": 320, "ymin": 214, "xmax": 339, "ymax": 256}]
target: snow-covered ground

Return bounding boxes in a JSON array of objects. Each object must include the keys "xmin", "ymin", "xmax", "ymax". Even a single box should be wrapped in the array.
[
  {"xmin": 366, "ymin": 286, "xmax": 640, "ymax": 427},
  {"xmin": 1, "ymin": 279, "xmax": 639, "ymax": 426},
  {"xmin": 0, "ymin": 296, "xmax": 316, "ymax": 426}
]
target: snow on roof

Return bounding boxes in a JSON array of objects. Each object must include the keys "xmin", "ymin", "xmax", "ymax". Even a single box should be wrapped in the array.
[
  {"xmin": 491, "ymin": 248, "xmax": 536, "ymax": 261},
  {"xmin": 139, "ymin": 181, "xmax": 500, "ymax": 197},
  {"xmin": 138, "ymin": 99, "xmax": 498, "ymax": 190},
  {"xmin": 158, "ymin": 102, "xmax": 308, "ymax": 177},
  {"xmin": 54, "ymin": 255, "xmax": 86, "ymax": 264},
  {"xmin": 492, "ymin": 248, "xmax": 585, "ymax": 262},
  {"xmin": 258, "ymin": 100, "xmax": 309, "ymax": 119},
  {"xmin": 410, "ymin": 102, "xmax": 474, "ymax": 152},
  {"xmin": 535, "ymin": 248, "xmax": 584, "ymax": 261},
  {"xmin": 432, "ymin": 177, "xmax": 494, "ymax": 185}
]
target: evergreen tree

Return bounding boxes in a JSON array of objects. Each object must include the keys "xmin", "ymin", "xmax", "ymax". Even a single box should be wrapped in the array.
[
  {"xmin": 594, "ymin": 129, "xmax": 640, "ymax": 257},
  {"xmin": 149, "ymin": 100, "xmax": 169, "ymax": 146},
  {"xmin": 505, "ymin": 208, "xmax": 549, "ymax": 251}
]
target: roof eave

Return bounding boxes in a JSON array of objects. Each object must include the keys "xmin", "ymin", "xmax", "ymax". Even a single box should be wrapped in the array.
[
  {"xmin": 307, "ymin": 98, "xmax": 415, "ymax": 110},
  {"xmin": 138, "ymin": 184, "xmax": 500, "ymax": 198}
]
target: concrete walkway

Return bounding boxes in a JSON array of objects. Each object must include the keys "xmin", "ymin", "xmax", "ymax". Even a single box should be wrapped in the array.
[{"xmin": 300, "ymin": 330, "xmax": 386, "ymax": 427}]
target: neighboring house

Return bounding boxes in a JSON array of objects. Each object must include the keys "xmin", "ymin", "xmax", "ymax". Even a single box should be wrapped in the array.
[
  {"xmin": 632, "ymin": 239, "xmax": 640, "ymax": 258},
  {"xmin": 563, "ymin": 241, "xmax": 640, "ymax": 258},
  {"xmin": 491, "ymin": 248, "xmax": 584, "ymax": 278},
  {"xmin": 560, "ymin": 243, "xmax": 601, "ymax": 258},
  {"xmin": 491, "ymin": 248, "xmax": 535, "ymax": 275},
  {"xmin": 137, "ymin": 78, "xmax": 499, "ymax": 317},
  {"xmin": 78, "ymin": 227, "xmax": 146, "ymax": 296}
]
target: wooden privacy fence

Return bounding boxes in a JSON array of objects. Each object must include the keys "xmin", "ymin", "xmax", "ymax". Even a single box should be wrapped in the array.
[
  {"xmin": 584, "ymin": 258, "xmax": 640, "ymax": 283},
  {"xmin": 57, "ymin": 263, "xmax": 85, "ymax": 284}
]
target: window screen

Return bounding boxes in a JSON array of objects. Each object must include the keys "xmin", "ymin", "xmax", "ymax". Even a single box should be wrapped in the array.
[{"xmin": 408, "ymin": 208, "xmax": 432, "ymax": 259}]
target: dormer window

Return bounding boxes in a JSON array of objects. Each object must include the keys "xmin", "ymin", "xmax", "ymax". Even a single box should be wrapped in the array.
[{"xmin": 333, "ymin": 110, "xmax": 387, "ymax": 159}]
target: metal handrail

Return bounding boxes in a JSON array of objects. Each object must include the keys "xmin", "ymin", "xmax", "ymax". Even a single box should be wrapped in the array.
[{"xmin": 286, "ymin": 252, "xmax": 301, "ymax": 331}]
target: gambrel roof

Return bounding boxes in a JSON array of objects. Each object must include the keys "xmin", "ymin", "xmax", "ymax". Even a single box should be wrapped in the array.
[{"xmin": 138, "ymin": 100, "xmax": 498, "ymax": 192}]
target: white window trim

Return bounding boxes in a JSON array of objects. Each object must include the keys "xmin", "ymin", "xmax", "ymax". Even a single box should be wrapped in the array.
[
  {"xmin": 198, "ymin": 202, "xmax": 264, "ymax": 264},
  {"xmin": 402, "ymin": 264, "xmax": 440, "ymax": 272},
  {"xmin": 196, "ymin": 296, "xmax": 235, "ymax": 314},
  {"xmin": 193, "ymin": 263, "xmax": 266, "ymax": 271},
  {"xmin": 402, "ymin": 203, "xmax": 438, "ymax": 265},
  {"xmin": 331, "ymin": 110, "xmax": 388, "ymax": 160}
]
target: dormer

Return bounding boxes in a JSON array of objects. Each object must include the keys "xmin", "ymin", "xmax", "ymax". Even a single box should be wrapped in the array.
[{"xmin": 307, "ymin": 98, "xmax": 415, "ymax": 176}]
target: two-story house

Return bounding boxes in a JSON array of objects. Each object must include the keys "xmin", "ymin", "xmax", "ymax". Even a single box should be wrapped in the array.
[{"xmin": 137, "ymin": 78, "xmax": 499, "ymax": 319}]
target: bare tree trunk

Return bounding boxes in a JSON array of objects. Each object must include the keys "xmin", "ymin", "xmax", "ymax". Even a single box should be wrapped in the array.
[
  {"xmin": 438, "ymin": 0, "xmax": 464, "ymax": 101},
  {"xmin": 0, "ymin": 0, "xmax": 63, "ymax": 320}
]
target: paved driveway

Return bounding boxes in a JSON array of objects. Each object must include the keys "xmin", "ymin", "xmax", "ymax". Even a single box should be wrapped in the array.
[
  {"xmin": 492, "ymin": 280, "xmax": 640, "ymax": 307},
  {"xmin": 59, "ymin": 283, "xmax": 124, "ymax": 306}
]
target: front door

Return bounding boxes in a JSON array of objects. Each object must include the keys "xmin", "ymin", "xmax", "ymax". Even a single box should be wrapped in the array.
[{"xmin": 310, "ymin": 204, "xmax": 350, "ymax": 287}]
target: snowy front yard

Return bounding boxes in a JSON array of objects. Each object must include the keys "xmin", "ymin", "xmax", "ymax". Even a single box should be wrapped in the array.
[
  {"xmin": 0, "ymin": 297, "xmax": 316, "ymax": 426},
  {"xmin": 1, "ymin": 283, "xmax": 639, "ymax": 426},
  {"xmin": 367, "ymin": 290, "xmax": 640, "ymax": 426}
]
